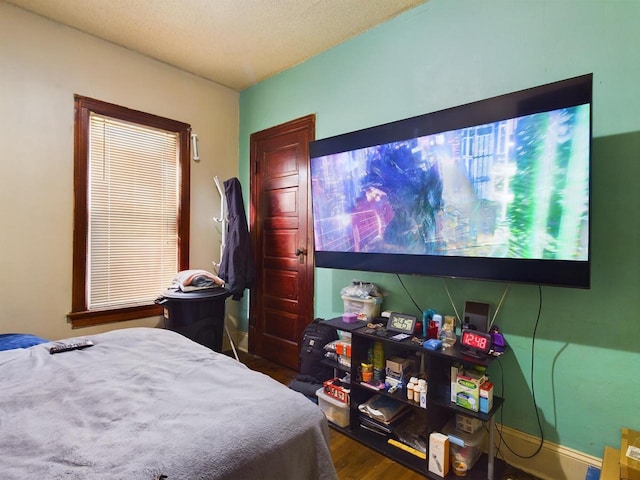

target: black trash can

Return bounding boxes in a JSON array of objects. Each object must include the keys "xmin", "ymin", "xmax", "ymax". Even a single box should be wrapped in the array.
[{"xmin": 155, "ymin": 288, "xmax": 230, "ymax": 352}]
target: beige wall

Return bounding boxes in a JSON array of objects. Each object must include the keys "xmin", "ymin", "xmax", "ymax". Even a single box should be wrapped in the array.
[{"xmin": 0, "ymin": 3, "xmax": 239, "ymax": 341}]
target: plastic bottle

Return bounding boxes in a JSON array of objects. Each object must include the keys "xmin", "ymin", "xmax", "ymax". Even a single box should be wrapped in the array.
[
  {"xmin": 432, "ymin": 314, "xmax": 442, "ymax": 338},
  {"xmin": 439, "ymin": 321, "xmax": 457, "ymax": 348},
  {"xmin": 373, "ymin": 341, "xmax": 384, "ymax": 370},
  {"xmin": 407, "ymin": 382, "xmax": 415, "ymax": 400},
  {"xmin": 420, "ymin": 385, "xmax": 427, "ymax": 408}
]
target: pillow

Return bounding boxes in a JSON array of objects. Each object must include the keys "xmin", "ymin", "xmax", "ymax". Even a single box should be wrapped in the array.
[{"xmin": 0, "ymin": 333, "xmax": 49, "ymax": 351}]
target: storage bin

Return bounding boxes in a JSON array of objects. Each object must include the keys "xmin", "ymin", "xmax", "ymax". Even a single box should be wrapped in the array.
[
  {"xmin": 316, "ymin": 387, "xmax": 350, "ymax": 428},
  {"xmin": 341, "ymin": 295, "xmax": 383, "ymax": 321},
  {"xmin": 442, "ymin": 418, "xmax": 487, "ymax": 471}
]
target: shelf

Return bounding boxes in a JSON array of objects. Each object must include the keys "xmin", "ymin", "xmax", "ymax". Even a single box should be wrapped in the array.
[
  {"xmin": 351, "ymin": 324, "xmax": 508, "ymax": 368},
  {"xmin": 352, "ymin": 327, "xmax": 508, "ymax": 366},
  {"xmin": 353, "ymin": 380, "xmax": 424, "ymax": 407},
  {"xmin": 321, "ymin": 357, "xmax": 350, "ymax": 372},
  {"xmin": 325, "ymin": 318, "xmax": 504, "ymax": 480},
  {"xmin": 353, "ymin": 379, "xmax": 503, "ymax": 422},
  {"xmin": 428, "ymin": 343, "xmax": 504, "ymax": 368},
  {"xmin": 352, "ymin": 328, "xmax": 425, "ymax": 352},
  {"xmin": 430, "ymin": 395, "xmax": 504, "ymax": 422}
]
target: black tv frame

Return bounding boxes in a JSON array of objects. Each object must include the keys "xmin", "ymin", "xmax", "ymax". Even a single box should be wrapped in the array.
[{"xmin": 310, "ymin": 74, "xmax": 593, "ymax": 289}]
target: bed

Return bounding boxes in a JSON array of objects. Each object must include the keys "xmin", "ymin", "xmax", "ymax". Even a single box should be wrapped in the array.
[{"xmin": 0, "ymin": 327, "xmax": 338, "ymax": 480}]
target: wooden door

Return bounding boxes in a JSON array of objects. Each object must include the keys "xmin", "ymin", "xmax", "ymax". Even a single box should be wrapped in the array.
[{"xmin": 249, "ymin": 115, "xmax": 315, "ymax": 370}]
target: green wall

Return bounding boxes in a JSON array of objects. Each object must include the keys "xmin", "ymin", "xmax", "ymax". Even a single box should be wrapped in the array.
[{"xmin": 239, "ymin": 0, "xmax": 640, "ymax": 458}]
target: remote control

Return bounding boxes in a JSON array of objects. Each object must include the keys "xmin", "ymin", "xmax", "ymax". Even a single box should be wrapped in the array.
[{"xmin": 49, "ymin": 340, "xmax": 94, "ymax": 354}]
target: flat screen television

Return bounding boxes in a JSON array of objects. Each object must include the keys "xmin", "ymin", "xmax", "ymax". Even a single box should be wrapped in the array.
[{"xmin": 309, "ymin": 74, "xmax": 592, "ymax": 288}]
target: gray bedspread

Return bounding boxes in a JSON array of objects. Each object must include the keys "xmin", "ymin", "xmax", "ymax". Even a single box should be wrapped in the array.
[{"xmin": 0, "ymin": 327, "xmax": 338, "ymax": 480}]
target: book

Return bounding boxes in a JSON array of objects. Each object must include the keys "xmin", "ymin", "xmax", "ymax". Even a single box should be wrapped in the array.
[
  {"xmin": 358, "ymin": 411, "xmax": 410, "ymax": 435},
  {"xmin": 357, "ymin": 394, "xmax": 410, "ymax": 424}
]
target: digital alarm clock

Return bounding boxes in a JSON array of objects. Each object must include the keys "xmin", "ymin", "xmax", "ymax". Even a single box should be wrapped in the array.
[
  {"xmin": 460, "ymin": 329, "xmax": 492, "ymax": 356},
  {"xmin": 387, "ymin": 312, "xmax": 417, "ymax": 334}
]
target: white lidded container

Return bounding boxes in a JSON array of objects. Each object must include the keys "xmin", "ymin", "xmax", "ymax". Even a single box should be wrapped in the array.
[{"xmin": 316, "ymin": 387, "xmax": 350, "ymax": 428}]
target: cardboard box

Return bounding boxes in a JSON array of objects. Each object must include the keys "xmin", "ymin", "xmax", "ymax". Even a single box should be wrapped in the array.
[
  {"xmin": 326, "ymin": 339, "xmax": 352, "ymax": 358},
  {"xmin": 621, "ymin": 428, "xmax": 640, "ymax": 480},
  {"xmin": 456, "ymin": 413, "xmax": 483, "ymax": 434},
  {"xmin": 479, "ymin": 381, "xmax": 494, "ymax": 414},
  {"xmin": 429, "ymin": 432, "xmax": 450, "ymax": 477},
  {"xmin": 600, "ymin": 446, "xmax": 620, "ymax": 480},
  {"xmin": 335, "ymin": 341, "xmax": 351, "ymax": 358},
  {"xmin": 323, "ymin": 378, "xmax": 350, "ymax": 403},
  {"xmin": 455, "ymin": 371, "xmax": 486, "ymax": 412},
  {"xmin": 385, "ymin": 356, "xmax": 415, "ymax": 382}
]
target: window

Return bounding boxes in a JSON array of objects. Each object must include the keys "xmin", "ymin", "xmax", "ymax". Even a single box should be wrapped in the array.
[{"xmin": 70, "ymin": 96, "xmax": 190, "ymax": 328}]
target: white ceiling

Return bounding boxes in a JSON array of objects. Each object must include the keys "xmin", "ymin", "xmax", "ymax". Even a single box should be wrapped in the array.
[{"xmin": 6, "ymin": 0, "xmax": 428, "ymax": 91}]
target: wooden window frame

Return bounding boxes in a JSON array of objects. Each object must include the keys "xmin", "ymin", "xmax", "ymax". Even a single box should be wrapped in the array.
[{"xmin": 69, "ymin": 95, "xmax": 190, "ymax": 328}]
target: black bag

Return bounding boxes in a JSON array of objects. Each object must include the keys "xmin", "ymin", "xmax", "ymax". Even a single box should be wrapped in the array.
[{"xmin": 298, "ymin": 318, "xmax": 338, "ymax": 383}]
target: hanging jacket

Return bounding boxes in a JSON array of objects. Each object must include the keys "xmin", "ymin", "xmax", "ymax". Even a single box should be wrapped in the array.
[{"xmin": 218, "ymin": 177, "xmax": 255, "ymax": 300}]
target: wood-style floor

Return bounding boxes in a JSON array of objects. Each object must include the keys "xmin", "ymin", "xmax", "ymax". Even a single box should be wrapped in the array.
[{"xmin": 232, "ymin": 350, "xmax": 540, "ymax": 480}]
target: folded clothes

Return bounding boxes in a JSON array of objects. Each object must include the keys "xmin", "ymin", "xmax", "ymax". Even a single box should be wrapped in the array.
[{"xmin": 172, "ymin": 269, "xmax": 225, "ymax": 292}]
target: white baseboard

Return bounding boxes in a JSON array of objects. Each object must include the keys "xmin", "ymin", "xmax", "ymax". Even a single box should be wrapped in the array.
[
  {"xmin": 234, "ymin": 330, "xmax": 249, "ymax": 352},
  {"xmin": 221, "ymin": 321, "xmax": 249, "ymax": 354},
  {"xmin": 495, "ymin": 425, "xmax": 602, "ymax": 480}
]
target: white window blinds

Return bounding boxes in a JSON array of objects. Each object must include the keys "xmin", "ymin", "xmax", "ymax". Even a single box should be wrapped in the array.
[{"xmin": 88, "ymin": 113, "xmax": 179, "ymax": 310}]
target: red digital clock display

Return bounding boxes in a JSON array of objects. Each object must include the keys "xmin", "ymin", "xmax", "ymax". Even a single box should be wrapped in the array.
[{"xmin": 461, "ymin": 330, "xmax": 492, "ymax": 353}]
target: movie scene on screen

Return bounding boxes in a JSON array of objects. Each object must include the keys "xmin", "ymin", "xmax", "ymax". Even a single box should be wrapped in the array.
[{"xmin": 311, "ymin": 104, "xmax": 590, "ymax": 262}]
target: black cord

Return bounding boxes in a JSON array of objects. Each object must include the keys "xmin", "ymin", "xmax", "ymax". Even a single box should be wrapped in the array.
[
  {"xmin": 528, "ymin": 285, "xmax": 545, "ymax": 453},
  {"xmin": 396, "ymin": 273, "xmax": 423, "ymax": 313},
  {"xmin": 397, "ymin": 273, "xmax": 547, "ymax": 458},
  {"xmin": 493, "ymin": 284, "xmax": 545, "ymax": 459}
]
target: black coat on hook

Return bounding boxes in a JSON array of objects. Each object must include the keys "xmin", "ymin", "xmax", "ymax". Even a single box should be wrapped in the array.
[{"xmin": 218, "ymin": 177, "xmax": 255, "ymax": 300}]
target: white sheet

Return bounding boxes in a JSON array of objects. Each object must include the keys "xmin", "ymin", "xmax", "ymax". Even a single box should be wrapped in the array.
[{"xmin": 0, "ymin": 327, "xmax": 337, "ymax": 480}]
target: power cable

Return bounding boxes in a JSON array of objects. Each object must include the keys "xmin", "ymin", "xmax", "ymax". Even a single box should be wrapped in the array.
[
  {"xmin": 494, "ymin": 284, "xmax": 545, "ymax": 459},
  {"xmin": 396, "ymin": 274, "xmax": 424, "ymax": 313},
  {"xmin": 397, "ymin": 274, "xmax": 546, "ymax": 460}
]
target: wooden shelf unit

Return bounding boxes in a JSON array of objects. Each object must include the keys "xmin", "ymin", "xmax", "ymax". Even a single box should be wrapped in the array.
[{"xmin": 324, "ymin": 320, "xmax": 504, "ymax": 480}]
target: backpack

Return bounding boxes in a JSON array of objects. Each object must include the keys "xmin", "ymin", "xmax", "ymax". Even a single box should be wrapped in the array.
[{"xmin": 298, "ymin": 318, "xmax": 338, "ymax": 383}]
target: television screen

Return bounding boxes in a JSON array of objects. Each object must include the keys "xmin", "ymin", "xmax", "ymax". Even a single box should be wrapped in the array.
[{"xmin": 309, "ymin": 74, "xmax": 592, "ymax": 288}]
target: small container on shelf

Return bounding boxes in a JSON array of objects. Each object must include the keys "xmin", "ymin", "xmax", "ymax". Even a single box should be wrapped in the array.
[
  {"xmin": 341, "ymin": 294, "xmax": 383, "ymax": 321},
  {"xmin": 342, "ymin": 312, "xmax": 358, "ymax": 323},
  {"xmin": 479, "ymin": 381, "xmax": 494, "ymax": 414},
  {"xmin": 439, "ymin": 316, "xmax": 457, "ymax": 348}
]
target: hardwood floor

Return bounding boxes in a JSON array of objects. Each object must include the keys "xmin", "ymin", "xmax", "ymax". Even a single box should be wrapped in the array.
[{"xmin": 232, "ymin": 350, "xmax": 540, "ymax": 480}]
